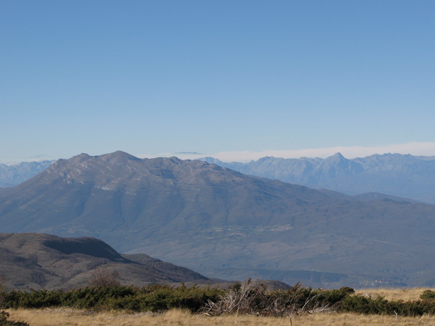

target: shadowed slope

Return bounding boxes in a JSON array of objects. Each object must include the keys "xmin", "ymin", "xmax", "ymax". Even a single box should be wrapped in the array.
[{"xmin": 0, "ymin": 233, "xmax": 208, "ymax": 290}]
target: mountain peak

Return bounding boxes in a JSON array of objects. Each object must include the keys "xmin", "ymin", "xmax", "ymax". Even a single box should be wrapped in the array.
[
  {"xmin": 331, "ymin": 152, "xmax": 345, "ymax": 159},
  {"xmin": 99, "ymin": 151, "xmax": 141, "ymax": 162},
  {"xmin": 167, "ymin": 156, "xmax": 182, "ymax": 164},
  {"xmin": 70, "ymin": 153, "xmax": 91, "ymax": 161},
  {"xmin": 323, "ymin": 152, "xmax": 346, "ymax": 164}
]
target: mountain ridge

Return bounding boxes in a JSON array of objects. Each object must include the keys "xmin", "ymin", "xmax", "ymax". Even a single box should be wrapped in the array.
[
  {"xmin": 1, "ymin": 151, "xmax": 435, "ymax": 288},
  {"xmin": 3, "ymin": 153, "xmax": 435, "ymax": 205},
  {"xmin": 200, "ymin": 153, "xmax": 435, "ymax": 203}
]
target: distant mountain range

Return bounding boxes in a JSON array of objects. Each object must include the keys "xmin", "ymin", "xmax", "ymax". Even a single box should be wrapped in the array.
[
  {"xmin": 3, "ymin": 153, "xmax": 435, "ymax": 205},
  {"xmin": 1, "ymin": 151, "xmax": 435, "ymax": 288},
  {"xmin": 0, "ymin": 161, "xmax": 54, "ymax": 187},
  {"xmin": 201, "ymin": 153, "xmax": 435, "ymax": 204}
]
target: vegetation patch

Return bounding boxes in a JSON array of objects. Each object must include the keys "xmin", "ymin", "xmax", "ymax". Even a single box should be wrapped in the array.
[
  {"xmin": 3, "ymin": 284, "xmax": 224, "ymax": 313},
  {"xmin": 3, "ymin": 278, "xmax": 435, "ymax": 319},
  {"xmin": 0, "ymin": 278, "xmax": 28, "ymax": 326}
]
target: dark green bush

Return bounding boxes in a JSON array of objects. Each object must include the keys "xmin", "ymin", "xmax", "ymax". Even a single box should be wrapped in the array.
[
  {"xmin": 420, "ymin": 290, "xmax": 435, "ymax": 300},
  {"xmin": 3, "ymin": 284, "xmax": 224, "ymax": 313},
  {"xmin": 339, "ymin": 293, "xmax": 435, "ymax": 317},
  {"xmin": 340, "ymin": 294, "xmax": 389, "ymax": 314}
]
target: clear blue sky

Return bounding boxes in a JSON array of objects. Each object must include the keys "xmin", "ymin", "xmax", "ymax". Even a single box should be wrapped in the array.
[{"xmin": 1, "ymin": 0, "xmax": 435, "ymax": 162}]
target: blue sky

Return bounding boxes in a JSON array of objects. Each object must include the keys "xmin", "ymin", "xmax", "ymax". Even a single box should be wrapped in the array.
[{"xmin": 1, "ymin": 1, "xmax": 435, "ymax": 162}]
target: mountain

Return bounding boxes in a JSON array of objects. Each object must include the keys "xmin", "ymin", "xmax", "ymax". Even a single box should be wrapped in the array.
[
  {"xmin": 0, "ymin": 232, "xmax": 210, "ymax": 290},
  {"xmin": 1, "ymin": 151, "xmax": 435, "ymax": 288},
  {"xmin": 201, "ymin": 153, "xmax": 435, "ymax": 204},
  {"xmin": 0, "ymin": 161, "xmax": 53, "ymax": 188}
]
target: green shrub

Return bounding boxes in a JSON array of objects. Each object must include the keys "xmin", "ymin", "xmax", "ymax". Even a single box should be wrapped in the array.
[
  {"xmin": 420, "ymin": 290, "xmax": 435, "ymax": 300},
  {"xmin": 340, "ymin": 294, "xmax": 389, "ymax": 314},
  {"xmin": 339, "ymin": 293, "xmax": 435, "ymax": 317},
  {"xmin": 3, "ymin": 284, "xmax": 224, "ymax": 313}
]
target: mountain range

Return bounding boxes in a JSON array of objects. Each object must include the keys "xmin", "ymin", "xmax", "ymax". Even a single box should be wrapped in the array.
[
  {"xmin": 1, "ymin": 151, "xmax": 435, "ymax": 288},
  {"xmin": 202, "ymin": 153, "xmax": 435, "ymax": 204},
  {"xmin": 3, "ymin": 153, "xmax": 435, "ymax": 205},
  {"xmin": 0, "ymin": 161, "xmax": 54, "ymax": 188}
]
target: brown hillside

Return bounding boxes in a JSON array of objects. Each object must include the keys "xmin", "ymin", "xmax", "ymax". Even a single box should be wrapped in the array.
[{"xmin": 0, "ymin": 233, "xmax": 208, "ymax": 290}]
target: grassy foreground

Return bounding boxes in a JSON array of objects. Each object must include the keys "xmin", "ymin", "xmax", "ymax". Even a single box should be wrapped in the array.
[
  {"xmin": 7, "ymin": 308, "xmax": 435, "ymax": 326},
  {"xmin": 4, "ymin": 286, "xmax": 435, "ymax": 325}
]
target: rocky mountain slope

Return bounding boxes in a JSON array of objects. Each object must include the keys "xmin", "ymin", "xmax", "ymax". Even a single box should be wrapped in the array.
[
  {"xmin": 1, "ymin": 151, "xmax": 435, "ymax": 288},
  {"xmin": 201, "ymin": 153, "xmax": 435, "ymax": 204},
  {"xmin": 0, "ymin": 233, "xmax": 209, "ymax": 290}
]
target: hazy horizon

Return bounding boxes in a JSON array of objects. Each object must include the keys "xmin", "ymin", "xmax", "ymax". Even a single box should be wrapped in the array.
[{"xmin": 3, "ymin": 141, "xmax": 435, "ymax": 165}]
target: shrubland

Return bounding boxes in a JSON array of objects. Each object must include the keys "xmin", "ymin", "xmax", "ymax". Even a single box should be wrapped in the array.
[
  {"xmin": 3, "ymin": 279, "xmax": 435, "ymax": 317},
  {"xmin": 3, "ymin": 276, "xmax": 435, "ymax": 326}
]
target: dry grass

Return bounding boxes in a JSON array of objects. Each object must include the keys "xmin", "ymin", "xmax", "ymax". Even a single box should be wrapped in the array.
[
  {"xmin": 6, "ymin": 308, "xmax": 435, "ymax": 326},
  {"xmin": 355, "ymin": 288, "xmax": 435, "ymax": 301},
  {"xmin": 6, "ymin": 288, "xmax": 435, "ymax": 326}
]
